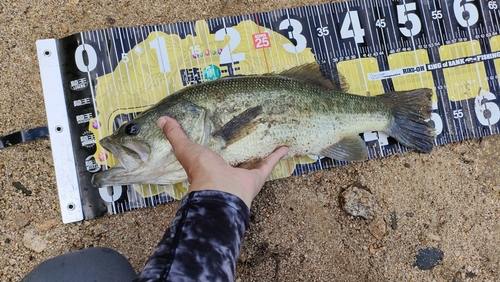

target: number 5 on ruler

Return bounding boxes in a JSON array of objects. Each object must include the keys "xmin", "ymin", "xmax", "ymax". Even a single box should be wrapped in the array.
[{"xmin": 396, "ymin": 3, "xmax": 422, "ymax": 37}]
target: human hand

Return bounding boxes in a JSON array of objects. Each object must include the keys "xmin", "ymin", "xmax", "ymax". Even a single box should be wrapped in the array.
[{"xmin": 157, "ymin": 116, "xmax": 289, "ymax": 208}]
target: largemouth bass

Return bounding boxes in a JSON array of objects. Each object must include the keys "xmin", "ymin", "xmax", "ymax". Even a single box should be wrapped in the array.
[{"xmin": 91, "ymin": 63, "xmax": 435, "ymax": 187}]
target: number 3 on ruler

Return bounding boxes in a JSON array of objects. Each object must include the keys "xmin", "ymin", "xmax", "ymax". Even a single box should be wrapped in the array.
[{"xmin": 279, "ymin": 19, "xmax": 307, "ymax": 53}]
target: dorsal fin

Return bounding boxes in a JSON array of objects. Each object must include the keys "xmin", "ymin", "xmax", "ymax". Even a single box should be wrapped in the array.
[
  {"xmin": 334, "ymin": 73, "xmax": 350, "ymax": 92},
  {"xmin": 279, "ymin": 63, "xmax": 349, "ymax": 91}
]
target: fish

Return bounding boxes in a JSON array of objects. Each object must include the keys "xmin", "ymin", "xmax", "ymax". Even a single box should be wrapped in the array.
[{"xmin": 91, "ymin": 63, "xmax": 435, "ymax": 187}]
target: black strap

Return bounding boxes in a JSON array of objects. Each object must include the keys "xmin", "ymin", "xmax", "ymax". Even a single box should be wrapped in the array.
[{"xmin": 0, "ymin": 127, "xmax": 49, "ymax": 149}]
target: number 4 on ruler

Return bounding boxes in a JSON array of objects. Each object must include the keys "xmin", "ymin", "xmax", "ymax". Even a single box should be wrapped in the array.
[{"xmin": 340, "ymin": 10, "xmax": 365, "ymax": 44}]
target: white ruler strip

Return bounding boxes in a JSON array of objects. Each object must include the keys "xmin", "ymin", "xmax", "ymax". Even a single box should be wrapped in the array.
[{"xmin": 36, "ymin": 39, "xmax": 84, "ymax": 223}]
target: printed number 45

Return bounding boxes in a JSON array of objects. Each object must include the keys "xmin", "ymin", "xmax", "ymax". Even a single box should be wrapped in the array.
[{"xmin": 376, "ymin": 19, "xmax": 386, "ymax": 28}]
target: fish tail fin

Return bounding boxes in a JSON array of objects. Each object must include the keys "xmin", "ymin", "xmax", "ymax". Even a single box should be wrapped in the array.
[{"xmin": 379, "ymin": 88, "xmax": 436, "ymax": 153}]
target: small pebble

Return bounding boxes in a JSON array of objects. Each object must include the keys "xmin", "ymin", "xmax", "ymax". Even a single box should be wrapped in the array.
[
  {"xmin": 36, "ymin": 219, "xmax": 59, "ymax": 232},
  {"xmin": 14, "ymin": 213, "xmax": 31, "ymax": 229},
  {"xmin": 466, "ymin": 271, "xmax": 477, "ymax": 278},
  {"xmin": 367, "ymin": 217, "xmax": 386, "ymax": 240},
  {"xmin": 427, "ymin": 233, "xmax": 441, "ymax": 241},
  {"xmin": 414, "ymin": 247, "xmax": 444, "ymax": 270},
  {"xmin": 12, "ymin": 182, "xmax": 31, "ymax": 196},
  {"xmin": 23, "ymin": 230, "xmax": 47, "ymax": 253},
  {"xmin": 482, "ymin": 186, "xmax": 491, "ymax": 194},
  {"xmin": 107, "ymin": 17, "xmax": 116, "ymax": 24},
  {"xmin": 452, "ymin": 271, "xmax": 463, "ymax": 282},
  {"xmin": 340, "ymin": 186, "xmax": 377, "ymax": 220}
]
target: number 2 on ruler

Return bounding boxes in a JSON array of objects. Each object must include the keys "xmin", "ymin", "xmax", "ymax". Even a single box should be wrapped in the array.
[{"xmin": 215, "ymin": 27, "xmax": 245, "ymax": 64}]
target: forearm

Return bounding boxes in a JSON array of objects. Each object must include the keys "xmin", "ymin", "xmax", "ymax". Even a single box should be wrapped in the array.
[{"xmin": 134, "ymin": 190, "xmax": 250, "ymax": 282}]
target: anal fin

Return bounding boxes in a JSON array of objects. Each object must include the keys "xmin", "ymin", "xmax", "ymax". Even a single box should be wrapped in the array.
[{"xmin": 320, "ymin": 136, "xmax": 368, "ymax": 161}]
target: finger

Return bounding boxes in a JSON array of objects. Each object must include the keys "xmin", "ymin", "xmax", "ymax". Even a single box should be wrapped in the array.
[
  {"xmin": 157, "ymin": 116, "xmax": 189, "ymax": 145},
  {"xmin": 253, "ymin": 146, "xmax": 289, "ymax": 178},
  {"xmin": 157, "ymin": 116, "xmax": 199, "ymax": 165}
]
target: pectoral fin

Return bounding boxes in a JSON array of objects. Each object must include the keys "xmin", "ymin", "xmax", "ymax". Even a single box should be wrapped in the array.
[
  {"xmin": 213, "ymin": 106, "xmax": 263, "ymax": 146},
  {"xmin": 320, "ymin": 136, "xmax": 368, "ymax": 161}
]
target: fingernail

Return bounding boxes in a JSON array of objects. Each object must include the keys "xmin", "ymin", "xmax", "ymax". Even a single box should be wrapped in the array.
[{"xmin": 157, "ymin": 116, "xmax": 168, "ymax": 129}]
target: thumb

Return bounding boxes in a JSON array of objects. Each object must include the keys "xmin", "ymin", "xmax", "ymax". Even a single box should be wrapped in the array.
[
  {"xmin": 157, "ymin": 116, "xmax": 198, "ymax": 165},
  {"xmin": 157, "ymin": 116, "xmax": 188, "ymax": 145}
]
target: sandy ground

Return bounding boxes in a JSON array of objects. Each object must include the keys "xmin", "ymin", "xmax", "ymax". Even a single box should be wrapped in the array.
[{"xmin": 1, "ymin": 0, "xmax": 499, "ymax": 281}]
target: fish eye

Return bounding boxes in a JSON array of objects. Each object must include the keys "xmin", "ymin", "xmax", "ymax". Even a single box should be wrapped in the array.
[{"xmin": 124, "ymin": 123, "xmax": 140, "ymax": 135}]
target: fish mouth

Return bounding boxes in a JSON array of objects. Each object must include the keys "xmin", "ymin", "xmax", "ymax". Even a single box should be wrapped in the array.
[
  {"xmin": 91, "ymin": 137, "xmax": 152, "ymax": 187},
  {"xmin": 100, "ymin": 137, "xmax": 151, "ymax": 172}
]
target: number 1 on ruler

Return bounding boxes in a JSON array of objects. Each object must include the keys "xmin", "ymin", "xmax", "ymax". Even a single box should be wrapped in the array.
[{"xmin": 149, "ymin": 36, "xmax": 171, "ymax": 73}]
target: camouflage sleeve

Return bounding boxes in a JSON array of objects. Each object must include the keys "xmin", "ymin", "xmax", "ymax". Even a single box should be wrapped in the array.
[{"xmin": 134, "ymin": 190, "xmax": 250, "ymax": 282}]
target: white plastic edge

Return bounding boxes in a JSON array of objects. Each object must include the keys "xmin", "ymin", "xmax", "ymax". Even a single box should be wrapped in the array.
[{"xmin": 36, "ymin": 39, "xmax": 84, "ymax": 223}]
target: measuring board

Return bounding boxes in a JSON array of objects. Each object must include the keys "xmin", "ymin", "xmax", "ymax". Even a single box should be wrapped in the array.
[{"xmin": 36, "ymin": 0, "xmax": 500, "ymax": 223}]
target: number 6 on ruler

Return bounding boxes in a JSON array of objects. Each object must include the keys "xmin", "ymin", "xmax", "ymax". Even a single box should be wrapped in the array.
[
  {"xmin": 453, "ymin": 0, "xmax": 479, "ymax": 27},
  {"xmin": 475, "ymin": 92, "xmax": 500, "ymax": 126}
]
